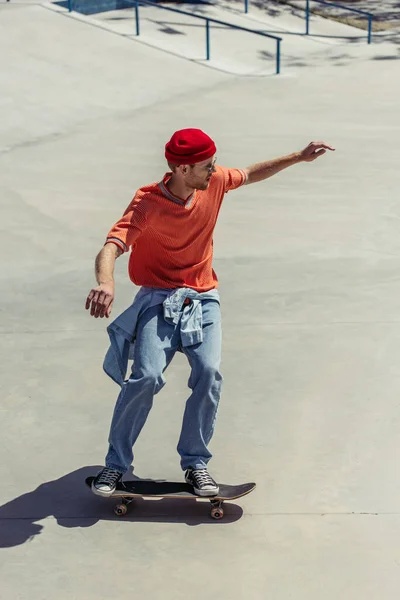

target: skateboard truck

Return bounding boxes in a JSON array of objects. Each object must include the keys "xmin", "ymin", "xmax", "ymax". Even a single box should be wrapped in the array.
[{"xmin": 114, "ymin": 495, "xmax": 226, "ymax": 520}]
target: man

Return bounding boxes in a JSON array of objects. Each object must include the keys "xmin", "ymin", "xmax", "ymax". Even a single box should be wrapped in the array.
[{"xmin": 85, "ymin": 128, "xmax": 334, "ymax": 497}]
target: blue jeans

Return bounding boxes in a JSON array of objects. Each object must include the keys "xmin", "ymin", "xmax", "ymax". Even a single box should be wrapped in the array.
[{"xmin": 105, "ymin": 299, "xmax": 222, "ymax": 472}]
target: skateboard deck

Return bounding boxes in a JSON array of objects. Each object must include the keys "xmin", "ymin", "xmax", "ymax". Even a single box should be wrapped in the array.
[{"xmin": 86, "ymin": 476, "xmax": 256, "ymax": 520}]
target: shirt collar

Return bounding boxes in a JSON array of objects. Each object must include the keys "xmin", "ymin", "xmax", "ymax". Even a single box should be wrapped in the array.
[{"xmin": 158, "ymin": 173, "xmax": 195, "ymax": 206}]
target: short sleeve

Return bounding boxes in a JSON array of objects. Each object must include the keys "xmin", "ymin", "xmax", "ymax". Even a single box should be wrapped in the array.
[
  {"xmin": 216, "ymin": 166, "xmax": 248, "ymax": 193},
  {"xmin": 105, "ymin": 195, "xmax": 148, "ymax": 253}
]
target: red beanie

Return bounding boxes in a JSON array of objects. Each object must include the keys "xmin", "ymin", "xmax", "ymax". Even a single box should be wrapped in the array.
[{"xmin": 165, "ymin": 128, "xmax": 216, "ymax": 165}]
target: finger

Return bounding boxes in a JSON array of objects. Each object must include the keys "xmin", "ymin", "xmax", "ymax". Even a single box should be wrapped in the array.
[
  {"xmin": 85, "ymin": 290, "xmax": 95, "ymax": 310},
  {"xmin": 99, "ymin": 300, "xmax": 110, "ymax": 318},
  {"xmin": 94, "ymin": 292, "xmax": 106, "ymax": 318},
  {"xmin": 95, "ymin": 292, "xmax": 114, "ymax": 319},
  {"xmin": 99, "ymin": 293, "xmax": 113, "ymax": 318},
  {"xmin": 96, "ymin": 292, "xmax": 113, "ymax": 319},
  {"xmin": 313, "ymin": 142, "xmax": 335, "ymax": 151},
  {"xmin": 91, "ymin": 301, "xmax": 100, "ymax": 317},
  {"xmin": 106, "ymin": 300, "xmax": 114, "ymax": 318},
  {"xmin": 103, "ymin": 296, "xmax": 114, "ymax": 318},
  {"xmin": 90, "ymin": 292, "xmax": 100, "ymax": 316}
]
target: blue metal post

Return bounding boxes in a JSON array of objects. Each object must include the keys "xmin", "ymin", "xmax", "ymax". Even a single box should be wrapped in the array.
[
  {"xmin": 206, "ymin": 19, "xmax": 210, "ymax": 60},
  {"xmin": 305, "ymin": 0, "xmax": 310, "ymax": 35},
  {"xmin": 244, "ymin": 0, "xmax": 249, "ymax": 14},
  {"xmin": 276, "ymin": 38, "xmax": 281, "ymax": 74},
  {"xmin": 68, "ymin": 0, "xmax": 72, "ymax": 11},
  {"xmin": 367, "ymin": 14, "xmax": 372, "ymax": 44},
  {"xmin": 135, "ymin": 1, "xmax": 140, "ymax": 36}
]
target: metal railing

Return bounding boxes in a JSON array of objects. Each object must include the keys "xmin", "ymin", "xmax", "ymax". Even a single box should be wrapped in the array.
[
  {"xmin": 242, "ymin": 0, "xmax": 373, "ymax": 44},
  {"xmin": 68, "ymin": 0, "xmax": 283, "ymax": 74},
  {"xmin": 305, "ymin": 0, "xmax": 373, "ymax": 43},
  {"xmin": 133, "ymin": 0, "xmax": 282, "ymax": 72}
]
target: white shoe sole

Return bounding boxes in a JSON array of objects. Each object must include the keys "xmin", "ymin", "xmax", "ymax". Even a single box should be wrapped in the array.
[
  {"xmin": 192, "ymin": 487, "xmax": 220, "ymax": 497},
  {"xmin": 91, "ymin": 482, "xmax": 116, "ymax": 498},
  {"xmin": 185, "ymin": 477, "xmax": 219, "ymax": 497}
]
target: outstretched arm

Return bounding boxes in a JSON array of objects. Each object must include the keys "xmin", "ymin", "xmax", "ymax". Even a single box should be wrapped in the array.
[{"xmin": 244, "ymin": 141, "xmax": 335, "ymax": 185}]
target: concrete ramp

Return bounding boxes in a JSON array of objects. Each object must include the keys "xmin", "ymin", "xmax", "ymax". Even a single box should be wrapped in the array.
[
  {"xmin": 0, "ymin": 2, "xmax": 231, "ymax": 152},
  {"xmin": 1, "ymin": 2, "xmax": 400, "ymax": 599},
  {"xmin": 91, "ymin": 0, "xmax": 399, "ymax": 75}
]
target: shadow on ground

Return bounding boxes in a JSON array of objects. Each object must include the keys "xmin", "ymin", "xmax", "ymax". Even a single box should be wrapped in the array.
[{"xmin": 0, "ymin": 466, "xmax": 243, "ymax": 547}]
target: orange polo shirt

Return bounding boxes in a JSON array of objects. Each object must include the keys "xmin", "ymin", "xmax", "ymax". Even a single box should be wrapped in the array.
[{"xmin": 106, "ymin": 165, "xmax": 247, "ymax": 292}]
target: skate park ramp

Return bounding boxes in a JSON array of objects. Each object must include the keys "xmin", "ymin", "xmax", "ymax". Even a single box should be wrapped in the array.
[{"xmin": 1, "ymin": 1, "xmax": 400, "ymax": 599}]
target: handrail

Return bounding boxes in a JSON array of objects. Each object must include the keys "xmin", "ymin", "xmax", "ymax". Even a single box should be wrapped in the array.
[
  {"xmin": 243, "ymin": 0, "xmax": 373, "ymax": 44},
  {"xmin": 134, "ymin": 0, "xmax": 282, "ymax": 73},
  {"xmin": 68, "ymin": 0, "xmax": 283, "ymax": 74},
  {"xmin": 305, "ymin": 0, "xmax": 373, "ymax": 43}
]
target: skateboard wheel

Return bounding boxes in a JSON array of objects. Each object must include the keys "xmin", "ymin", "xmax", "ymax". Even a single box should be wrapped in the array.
[
  {"xmin": 210, "ymin": 507, "xmax": 224, "ymax": 520},
  {"xmin": 114, "ymin": 503, "xmax": 128, "ymax": 517}
]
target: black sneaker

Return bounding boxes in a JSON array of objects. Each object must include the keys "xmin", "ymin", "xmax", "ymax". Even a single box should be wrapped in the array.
[
  {"xmin": 91, "ymin": 467, "xmax": 123, "ymax": 497},
  {"xmin": 185, "ymin": 467, "xmax": 219, "ymax": 497}
]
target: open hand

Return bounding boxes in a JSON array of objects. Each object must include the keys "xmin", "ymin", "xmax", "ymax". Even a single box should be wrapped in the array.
[
  {"xmin": 85, "ymin": 282, "xmax": 114, "ymax": 318},
  {"xmin": 300, "ymin": 141, "xmax": 335, "ymax": 162}
]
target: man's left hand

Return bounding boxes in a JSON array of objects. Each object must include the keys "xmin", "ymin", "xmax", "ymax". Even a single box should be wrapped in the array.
[{"xmin": 300, "ymin": 141, "xmax": 335, "ymax": 162}]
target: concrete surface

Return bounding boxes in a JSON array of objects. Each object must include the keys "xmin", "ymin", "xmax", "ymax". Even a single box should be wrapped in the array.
[
  {"xmin": 275, "ymin": 0, "xmax": 400, "ymax": 32},
  {"xmin": 1, "ymin": 1, "xmax": 400, "ymax": 599},
  {"xmin": 92, "ymin": 0, "xmax": 399, "ymax": 74}
]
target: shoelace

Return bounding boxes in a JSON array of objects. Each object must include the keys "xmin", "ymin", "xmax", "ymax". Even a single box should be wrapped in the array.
[
  {"xmin": 97, "ymin": 468, "xmax": 121, "ymax": 485},
  {"xmin": 191, "ymin": 469, "xmax": 215, "ymax": 487}
]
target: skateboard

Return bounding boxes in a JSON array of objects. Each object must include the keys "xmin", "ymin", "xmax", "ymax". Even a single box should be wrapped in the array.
[{"xmin": 86, "ymin": 476, "xmax": 256, "ymax": 520}]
